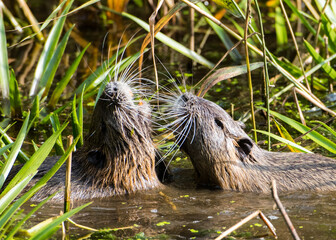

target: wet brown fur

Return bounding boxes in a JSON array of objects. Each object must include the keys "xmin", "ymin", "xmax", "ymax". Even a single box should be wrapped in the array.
[
  {"xmin": 171, "ymin": 92, "xmax": 336, "ymax": 192},
  {"xmin": 9, "ymin": 82, "xmax": 161, "ymax": 201}
]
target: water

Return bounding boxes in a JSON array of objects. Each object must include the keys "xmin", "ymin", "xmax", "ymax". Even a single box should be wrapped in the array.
[{"xmin": 25, "ymin": 175, "xmax": 336, "ymax": 239}]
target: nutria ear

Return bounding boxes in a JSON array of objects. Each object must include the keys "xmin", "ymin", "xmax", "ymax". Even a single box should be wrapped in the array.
[
  {"xmin": 87, "ymin": 150, "xmax": 106, "ymax": 169},
  {"xmin": 237, "ymin": 138, "xmax": 253, "ymax": 156}
]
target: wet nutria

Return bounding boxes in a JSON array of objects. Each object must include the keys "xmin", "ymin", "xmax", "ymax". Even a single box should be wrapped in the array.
[
  {"xmin": 8, "ymin": 79, "xmax": 161, "ymax": 201},
  {"xmin": 166, "ymin": 92, "xmax": 336, "ymax": 192}
]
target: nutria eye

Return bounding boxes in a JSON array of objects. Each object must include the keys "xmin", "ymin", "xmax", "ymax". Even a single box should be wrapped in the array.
[{"xmin": 215, "ymin": 118, "xmax": 224, "ymax": 129}]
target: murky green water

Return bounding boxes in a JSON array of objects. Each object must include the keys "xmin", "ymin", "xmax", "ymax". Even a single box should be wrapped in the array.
[{"xmin": 26, "ymin": 180, "xmax": 336, "ymax": 239}]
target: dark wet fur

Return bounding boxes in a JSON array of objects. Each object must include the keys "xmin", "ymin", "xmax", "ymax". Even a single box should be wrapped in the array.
[
  {"xmin": 7, "ymin": 82, "xmax": 161, "ymax": 201},
  {"xmin": 170, "ymin": 92, "xmax": 336, "ymax": 192}
]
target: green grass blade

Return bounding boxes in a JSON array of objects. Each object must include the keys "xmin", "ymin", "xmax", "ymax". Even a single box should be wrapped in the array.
[
  {"xmin": 2, "ymin": 135, "xmax": 79, "ymax": 231},
  {"xmin": 71, "ymin": 95, "xmax": 82, "ymax": 148},
  {"xmin": 30, "ymin": 94, "xmax": 40, "ymax": 128},
  {"xmin": 275, "ymin": 6, "xmax": 288, "ymax": 46},
  {"xmin": 75, "ymin": 64, "xmax": 113, "ymax": 95},
  {"xmin": 268, "ymin": 109, "xmax": 336, "ymax": 154},
  {"xmin": 283, "ymin": 0, "xmax": 322, "ymax": 41},
  {"xmin": 48, "ymin": 43, "xmax": 90, "ymax": 108},
  {"xmin": 39, "ymin": 1, "xmax": 67, "ymax": 32},
  {"xmin": 28, "ymin": 202, "xmax": 91, "ymax": 240},
  {"xmin": 315, "ymin": 0, "xmax": 336, "ymax": 25},
  {"xmin": 0, "ymin": 174, "xmax": 35, "ymax": 216},
  {"xmin": 49, "ymin": 114, "xmax": 65, "ymax": 155},
  {"xmin": 1, "ymin": 122, "xmax": 68, "ymax": 197},
  {"xmin": 0, "ymin": 143, "xmax": 14, "ymax": 157},
  {"xmin": 29, "ymin": 0, "xmax": 74, "ymax": 97},
  {"xmin": 321, "ymin": 15, "xmax": 336, "ymax": 53},
  {"xmin": 9, "ymin": 69, "xmax": 22, "ymax": 117},
  {"xmin": 5, "ymin": 192, "xmax": 57, "ymax": 240},
  {"xmin": 304, "ymin": 39, "xmax": 336, "ymax": 79},
  {"xmin": 120, "ymin": 11, "xmax": 214, "ymax": 68},
  {"xmin": 0, "ymin": 179, "xmax": 43, "ymax": 229},
  {"xmin": 0, "ymin": 135, "xmax": 80, "ymax": 231},
  {"xmin": 77, "ymin": 86, "xmax": 84, "ymax": 147},
  {"xmin": 0, "ymin": 113, "xmax": 30, "ymax": 189},
  {"xmin": 255, "ymin": 130, "xmax": 312, "ymax": 153},
  {"xmin": 0, "ymin": 10, "xmax": 10, "ymax": 116},
  {"xmin": 0, "ymin": 128, "xmax": 29, "ymax": 164},
  {"xmin": 40, "ymin": 26, "xmax": 74, "ymax": 99},
  {"xmin": 273, "ymin": 120, "xmax": 302, "ymax": 152},
  {"xmin": 198, "ymin": 62, "xmax": 264, "ymax": 97},
  {"xmin": 311, "ymin": 120, "xmax": 336, "ymax": 138}
]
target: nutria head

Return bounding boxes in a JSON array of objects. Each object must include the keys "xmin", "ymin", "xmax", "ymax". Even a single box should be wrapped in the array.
[
  {"xmin": 75, "ymin": 80, "xmax": 160, "ymax": 194},
  {"xmin": 168, "ymin": 92, "xmax": 336, "ymax": 192}
]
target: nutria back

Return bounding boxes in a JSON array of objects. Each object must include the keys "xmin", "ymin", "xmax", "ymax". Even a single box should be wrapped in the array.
[
  {"xmin": 168, "ymin": 92, "xmax": 336, "ymax": 192},
  {"xmin": 9, "ymin": 81, "xmax": 161, "ymax": 201}
]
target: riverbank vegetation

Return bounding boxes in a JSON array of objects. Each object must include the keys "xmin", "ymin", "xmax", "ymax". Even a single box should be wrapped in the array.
[{"xmin": 0, "ymin": 0, "xmax": 335, "ymax": 238}]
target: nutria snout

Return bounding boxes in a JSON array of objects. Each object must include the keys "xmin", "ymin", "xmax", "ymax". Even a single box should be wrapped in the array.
[
  {"xmin": 170, "ymin": 92, "xmax": 336, "ymax": 192},
  {"xmin": 7, "ymin": 80, "xmax": 161, "ymax": 201}
]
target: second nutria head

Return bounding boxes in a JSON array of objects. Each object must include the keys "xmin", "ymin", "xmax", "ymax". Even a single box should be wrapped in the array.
[
  {"xmin": 75, "ymin": 80, "xmax": 160, "ymax": 194},
  {"xmin": 168, "ymin": 92, "xmax": 336, "ymax": 192},
  {"xmin": 172, "ymin": 92, "xmax": 265, "ymax": 189}
]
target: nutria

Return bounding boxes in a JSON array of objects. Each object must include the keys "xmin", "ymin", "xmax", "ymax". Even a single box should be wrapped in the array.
[
  {"xmin": 166, "ymin": 92, "xmax": 336, "ymax": 192},
  {"xmin": 8, "ymin": 80, "xmax": 161, "ymax": 201}
]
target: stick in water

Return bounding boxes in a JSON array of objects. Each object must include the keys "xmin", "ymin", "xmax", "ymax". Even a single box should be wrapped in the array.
[{"xmin": 272, "ymin": 179, "xmax": 301, "ymax": 240}]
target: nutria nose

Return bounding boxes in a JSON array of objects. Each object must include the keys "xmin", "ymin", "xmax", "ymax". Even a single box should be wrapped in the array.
[{"xmin": 181, "ymin": 95, "xmax": 188, "ymax": 102}]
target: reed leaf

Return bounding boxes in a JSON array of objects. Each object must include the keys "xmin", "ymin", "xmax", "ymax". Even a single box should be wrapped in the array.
[
  {"xmin": 0, "ymin": 179, "xmax": 43, "ymax": 229},
  {"xmin": 28, "ymin": 202, "xmax": 91, "ymax": 240},
  {"xmin": 255, "ymin": 130, "xmax": 312, "ymax": 153},
  {"xmin": 273, "ymin": 120, "xmax": 302, "ymax": 152},
  {"xmin": 40, "ymin": 25, "xmax": 75, "ymax": 99},
  {"xmin": 49, "ymin": 114, "xmax": 65, "ymax": 155},
  {"xmin": 48, "ymin": 44, "xmax": 90, "ymax": 108},
  {"xmin": 0, "ymin": 113, "xmax": 30, "ymax": 189},
  {"xmin": 117, "ymin": 10, "xmax": 215, "ymax": 68},
  {"xmin": 0, "ymin": 143, "xmax": 14, "ymax": 157},
  {"xmin": 77, "ymin": 86, "xmax": 84, "ymax": 147},
  {"xmin": 29, "ymin": 0, "xmax": 74, "ymax": 97},
  {"xmin": 1, "ymin": 123, "xmax": 68, "ymax": 196},
  {"xmin": 30, "ymin": 94, "xmax": 40, "ymax": 128},
  {"xmin": 197, "ymin": 62, "xmax": 264, "ymax": 97},
  {"xmin": 315, "ymin": 0, "xmax": 336, "ymax": 25},
  {"xmin": 75, "ymin": 51, "xmax": 140, "ymax": 95},
  {"xmin": 0, "ymin": 128, "xmax": 29, "ymax": 164},
  {"xmin": 283, "ymin": 0, "xmax": 322, "ymax": 41},
  {"xmin": 0, "ymin": 174, "xmax": 34, "ymax": 217},
  {"xmin": 311, "ymin": 120, "xmax": 336, "ymax": 138},
  {"xmin": 0, "ymin": 135, "xmax": 79, "ymax": 231},
  {"xmin": 321, "ymin": 15, "xmax": 336, "ymax": 53},
  {"xmin": 71, "ymin": 95, "xmax": 82, "ymax": 148},
  {"xmin": 0, "ymin": 10, "xmax": 10, "ymax": 116},
  {"xmin": 268, "ymin": 109, "xmax": 336, "ymax": 153},
  {"xmin": 275, "ymin": 6, "xmax": 288, "ymax": 45},
  {"xmin": 5, "ymin": 192, "xmax": 57, "ymax": 240},
  {"xmin": 9, "ymin": 70, "xmax": 22, "ymax": 117},
  {"xmin": 304, "ymin": 39, "xmax": 336, "ymax": 79}
]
